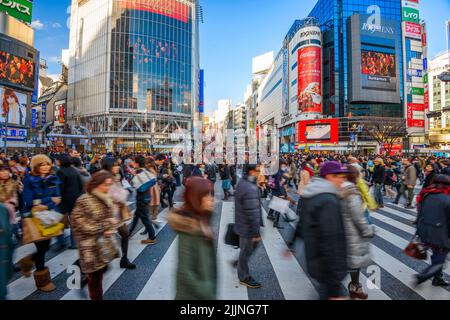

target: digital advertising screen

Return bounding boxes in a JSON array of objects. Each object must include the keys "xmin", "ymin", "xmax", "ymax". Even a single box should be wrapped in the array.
[
  {"xmin": 0, "ymin": 86, "xmax": 28, "ymax": 127},
  {"xmin": 298, "ymin": 45, "xmax": 322, "ymax": 114},
  {"xmin": 121, "ymin": 0, "xmax": 190, "ymax": 23},
  {"xmin": 361, "ymin": 50, "xmax": 396, "ymax": 78},
  {"xmin": 305, "ymin": 123, "xmax": 331, "ymax": 141},
  {"xmin": 0, "ymin": 50, "xmax": 36, "ymax": 90}
]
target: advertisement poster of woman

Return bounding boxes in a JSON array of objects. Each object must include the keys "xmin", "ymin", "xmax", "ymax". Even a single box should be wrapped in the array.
[{"xmin": 0, "ymin": 87, "xmax": 27, "ymax": 127}]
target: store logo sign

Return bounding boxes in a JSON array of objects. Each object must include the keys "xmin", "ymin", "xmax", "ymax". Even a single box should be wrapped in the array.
[
  {"xmin": 402, "ymin": 7, "xmax": 420, "ymax": 22},
  {"xmin": 0, "ymin": 0, "xmax": 32, "ymax": 23},
  {"xmin": 361, "ymin": 23, "xmax": 395, "ymax": 35}
]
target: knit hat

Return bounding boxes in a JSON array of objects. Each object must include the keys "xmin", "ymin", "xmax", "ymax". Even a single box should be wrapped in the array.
[
  {"xmin": 319, "ymin": 161, "xmax": 348, "ymax": 178},
  {"xmin": 30, "ymin": 155, "xmax": 52, "ymax": 175}
]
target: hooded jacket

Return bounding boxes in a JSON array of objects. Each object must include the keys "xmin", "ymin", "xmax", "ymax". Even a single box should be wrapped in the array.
[
  {"xmin": 234, "ymin": 175, "xmax": 263, "ymax": 238},
  {"xmin": 300, "ymin": 178, "xmax": 348, "ymax": 286}
]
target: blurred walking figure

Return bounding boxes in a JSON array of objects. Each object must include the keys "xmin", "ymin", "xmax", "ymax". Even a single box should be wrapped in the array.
[
  {"xmin": 422, "ymin": 163, "xmax": 438, "ymax": 189},
  {"xmin": 371, "ymin": 158, "xmax": 385, "ymax": 208},
  {"xmin": 384, "ymin": 164, "xmax": 398, "ymax": 199},
  {"xmin": 300, "ymin": 162, "xmax": 348, "ymax": 300},
  {"xmin": 234, "ymin": 165, "xmax": 263, "ymax": 289},
  {"xmin": 342, "ymin": 165, "xmax": 375, "ymax": 300},
  {"xmin": 71, "ymin": 171, "xmax": 120, "ymax": 300},
  {"xmin": 415, "ymin": 175, "xmax": 450, "ymax": 287},
  {"xmin": 0, "ymin": 203, "xmax": 13, "ymax": 300},
  {"xmin": 145, "ymin": 158, "xmax": 161, "ymax": 225},
  {"xmin": 394, "ymin": 158, "xmax": 417, "ymax": 209},
  {"xmin": 0, "ymin": 165, "xmax": 20, "ymax": 237},
  {"xmin": 101, "ymin": 157, "xmax": 136, "ymax": 269},
  {"xmin": 220, "ymin": 162, "xmax": 232, "ymax": 201},
  {"xmin": 169, "ymin": 177, "xmax": 217, "ymax": 300},
  {"xmin": 129, "ymin": 156, "xmax": 157, "ymax": 245},
  {"xmin": 20, "ymin": 155, "xmax": 61, "ymax": 292},
  {"xmin": 56, "ymin": 154, "xmax": 84, "ymax": 250}
]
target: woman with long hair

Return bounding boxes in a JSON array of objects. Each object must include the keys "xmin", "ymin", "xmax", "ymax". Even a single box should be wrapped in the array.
[
  {"xmin": 101, "ymin": 157, "xmax": 135, "ymax": 269},
  {"xmin": 2, "ymin": 88, "xmax": 22, "ymax": 125},
  {"xmin": 168, "ymin": 177, "xmax": 217, "ymax": 300},
  {"xmin": 415, "ymin": 175, "xmax": 450, "ymax": 287},
  {"xmin": 19, "ymin": 155, "xmax": 61, "ymax": 292},
  {"xmin": 71, "ymin": 171, "xmax": 120, "ymax": 300}
]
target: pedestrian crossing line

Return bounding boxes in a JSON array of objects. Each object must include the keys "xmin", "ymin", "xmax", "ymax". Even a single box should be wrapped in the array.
[
  {"xmin": 373, "ymin": 225, "xmax": 450, "ymax": 278},
  {"xmin": 370, "ymin": 244, "xmax": 450, "ymax": 300},
  {"xmin": 378, "ymin": 206, "xmax": 417, "ymax": 222},
  {"xmin": 386, "ymin": 202, "xmax": 417, "ymax": 214},
  {"xmin": 136, "ymin": 238, "xmax": 178, "ymax": 300},
  {"xmin": 61, "ymin": 206, "xmax": 175, "ymax": 300},
  {"xmin": 260, "ymin": 207, "xmax": 318, "ymax": 300},
  {"xmin": 371, "ymin": 212, "xmax": 416, "ymax": 235},
  {"xmin": 217, "ymin": 201, "xmax": 248, "ymax": 300}
]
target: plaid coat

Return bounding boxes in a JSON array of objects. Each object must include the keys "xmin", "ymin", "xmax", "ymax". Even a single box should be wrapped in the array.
[{"xmin": 71, "ymin": 191, "xmax": 118, "ymax": 274}]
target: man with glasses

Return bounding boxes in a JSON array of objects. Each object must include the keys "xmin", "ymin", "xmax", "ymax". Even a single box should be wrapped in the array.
[{"xmin": 297, "ymin": 161, "xmax": 348, "ymax": 300}]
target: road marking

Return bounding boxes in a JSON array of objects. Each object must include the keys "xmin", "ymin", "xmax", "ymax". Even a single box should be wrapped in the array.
[{"xmin": 371, "ymin": 212, "xmax": 416, "ymax": 235}]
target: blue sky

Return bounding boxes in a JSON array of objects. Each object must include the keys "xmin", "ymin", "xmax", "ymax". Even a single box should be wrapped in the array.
[{"xmin": 33, "ymin": 0, "xmax": 450, "ymax": 114}]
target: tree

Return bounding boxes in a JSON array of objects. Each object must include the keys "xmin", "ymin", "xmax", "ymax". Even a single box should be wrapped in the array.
[{"xmin": 363, "ymin": 117, "xmax": 407, "ymax": 155}]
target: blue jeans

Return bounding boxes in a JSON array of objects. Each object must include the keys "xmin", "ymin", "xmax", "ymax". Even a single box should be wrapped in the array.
[{"xmin": 374, "ymin": 184, "xmax": 384, "ymax": 206}]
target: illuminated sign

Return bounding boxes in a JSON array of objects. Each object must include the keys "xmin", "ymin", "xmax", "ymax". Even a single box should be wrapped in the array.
[{"xmin": 121, "ymin": 0, "xmax": 189, "ymax": 23}]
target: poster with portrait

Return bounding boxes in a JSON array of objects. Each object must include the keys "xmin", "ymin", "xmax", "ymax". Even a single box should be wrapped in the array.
[
  {"xmin": 0, "ymin": 50, "xmax": 36, "ymax": 90},
  {"xmin": 0, "ymin": 86, "xmax": 28, "ymax": 127},
  {"xmin": 298, "ymin": 46, "xmax": 322, "ymax": 114}
]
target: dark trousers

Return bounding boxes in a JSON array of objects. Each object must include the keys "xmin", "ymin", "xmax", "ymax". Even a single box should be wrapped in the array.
[
  {"xmin": 237, "ymin": 237, "xmax": 259, "ymax": 281},
  {"xmin": 161, "ymin": 185, "xmax": 175, "ymax": 206},
  {"xmin": 418, "ymin": 248, "xmax": 449, "ymax": 281},
  {"xmin": 118, "ymin": 224, "xmax": 130, "ymax": 259},
  {"xmin": 88, "ymin": 267, "xmax": 107, "ymax": 300},
  {"xmin": 33, "ymin": 239, "xmax": 51, "ymax": 271},
  {"xmin": 395, "ymin": 185, "xmax": 414, "ymax": 206},
  {"xmin": 129, "ymin": 202, "xmax": 156, "ymax": 240}
]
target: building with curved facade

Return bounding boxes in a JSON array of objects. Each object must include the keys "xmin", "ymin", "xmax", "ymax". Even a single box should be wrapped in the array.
[{"xmin": 67, "ymin": 0, "xmax": 200, "ymax": 152}]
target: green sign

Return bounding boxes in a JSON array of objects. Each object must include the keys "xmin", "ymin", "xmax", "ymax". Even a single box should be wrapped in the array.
[
  {"xmin": 412, "ymin": 87, "xmax": 424, "ymax": 95},
  {"xmin": 0, "ymin": 0, "xmax": 33, "ymax": 24},
  {"xmin": 402, "ymin": 7, "xmax": 420, "ymax": 23},
  {"xmin": 423, "ymin": 74, "xmax": 428, "ymax": 84}
]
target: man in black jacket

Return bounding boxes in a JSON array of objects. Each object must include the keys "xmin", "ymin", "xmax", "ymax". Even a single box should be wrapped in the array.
[
  {"xmin": 234, "ymin": 164, "xmax": 264, "ymax": 289},
  {"xmin": 298, "ymin": 161, "xmax": 348, "ymax": 300}
]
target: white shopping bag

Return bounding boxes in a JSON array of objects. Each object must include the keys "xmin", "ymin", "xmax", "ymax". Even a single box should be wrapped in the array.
[{"xmin": 268, "ymin": 196, "xmax": 290, "ymax": 214}]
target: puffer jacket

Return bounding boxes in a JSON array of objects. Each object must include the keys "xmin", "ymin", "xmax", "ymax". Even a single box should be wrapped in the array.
[
  {"xmin": 168, "ymin": 210, "xmax": 217, "ymax": 300},
  {"xmin": 71, "ymin": 191, "xmax": 118, "ymax": 274},
  {"xmin": 22, "ymin": 174, "xmax": 61, "ymax": 213},
  {"xmin": 300, "ymin": 178, "xmax": 347, "ymax": 286},
  {"xmin": 340, "ymin": 181, "xmax": 375, "ymax": 270},
  {"xmin": 234, "ymin": 176, "xmax": 263, "ymax": 238}
]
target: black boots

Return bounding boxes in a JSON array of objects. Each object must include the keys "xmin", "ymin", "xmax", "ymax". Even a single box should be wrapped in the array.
[
  {"xmin": 432, "ymin": 273, "xmax": 449, "ymax": 287},
  {"xmin": 120, "ymin": 257, "xmax": 136, "ymax": 270}
]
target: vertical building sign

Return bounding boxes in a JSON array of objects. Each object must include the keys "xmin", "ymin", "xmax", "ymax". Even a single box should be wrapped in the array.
[
  {"xmin": 282, "ymin": 42, "xmax": 289, "ymax": 116},
  {"xmin": 297, "ymin": 25, "xmax": 323, "ymax": 115},
  {"xmin": 41, "ymin": 103, "xmax": 46, "ymax": 127},
  {"xmin": 198, "ymin": 69, "xmax": 204, "ymax": 114},
  {"xmin": 31, "ymin": 108, "xmax": 36, "ymax": 129},
  {"xmin": 32, "ymin": 51, "xmax": 40, "ymax": 104}
]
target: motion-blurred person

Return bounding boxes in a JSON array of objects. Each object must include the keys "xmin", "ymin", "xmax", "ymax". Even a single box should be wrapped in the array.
[
  {"xmin": 0, "ymin": 165, "xmax": 19, "ymax": 235},
  {"xmin": 415, "ymin": 175, "xmax": 450, "ymax": 287},
  {"xmin": 300, "ymin": 162, "xmax": 348, "ymax": 300},
  {"xmin": 169, "ymin": 177, "xmax": 217, "ymax": 300},
  {"xmin": 342, "ymin": 165, "xmax": 375, "ymax": 300},
  {"xmin": 71, "ymin": 156, "xmax": 91, "ymax": 188},
  {"xmin": 101, "ymin": 157, "xmax": 136, "ymax": 269},
  {"xmin": 129, "ymin": 155, "xmax": 157, "ymax": 245},
  {"xmin": 0, "ymin": 203, "xmax": 13, "ymax": 300},
  {"xmin": 439, "ymin": 160, "xmax": 450, "ymax": 176},
  {"xmin": 205, "ymin": 161, "xmax": 217, "ymax": 197},
  {"xmin": 220, "ymin": 162, "xmax": 232, "ymax": 201},
  {"xmin": 155, "ymin": 154, "xmax": 176, "ymax": 208},
  {"xmin": 145, "ymin": 158, "xmax": 161, "ymax": 225},
  {"xmin": 394, "ymin": 158, "xmax": 417, "ymax": 209},
  {"xmin": 71, "ymin": 171, "xmax": 120, "ymax": 300},
  {"xmin": 234, "ymin": 165, "xmax": 263, "ymax": 289},
  {"xmin": 19, "ymin": 155, "xmax": 61, "ymax": 292},
  {"xmin": 384, "ymin": 164, "xmax": 398, "ymax": 199},
  {"xmin": 56, "ymin": 154, "xmax": 84, "ymax": 250},
  {"xmin": 371, "ymin": 158, "xmax": 386, "ymax": 208}
]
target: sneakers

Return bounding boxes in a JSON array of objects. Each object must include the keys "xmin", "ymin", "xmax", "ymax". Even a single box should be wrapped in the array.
[
  {"xmin": 141, "ymin": 239, "xmax": 157, "ymax": 245},
  {"xmin": 240, "ymin": 277, "xmax": 262, "ymax": 289}
]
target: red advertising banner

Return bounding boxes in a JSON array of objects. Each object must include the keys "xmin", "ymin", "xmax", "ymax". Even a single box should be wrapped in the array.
[
  {"xmin": 58, "ymin": 105, "xmax": 65, "ymax": 124},
  {"xmin": 121, "ymin": 0, "xmax": 189, "ymax": 23},
  {"xmin": 422, "ymin": 30, "xmax": 427, "ymax": 46},
  {"xmin": 408, "ymin": 120, "xmax": 425, "ymax": 127},
  {"xmin": 297, "ymin": 119, "xmax": 339, "ymax": 144},
  {"xmin": 407, "ymin": 103, "xmax": 425, "ymax": 128},
  {"xmin": 298, "ymin": 46, "xmax": 322, "ymax": 114},
  {"xmin": 405, "ymin": 22, "xmax": 422, "ymax": 40},
  {"xmin": 424, "ymin": 91, "xmax": 429, "ymax": 110}
]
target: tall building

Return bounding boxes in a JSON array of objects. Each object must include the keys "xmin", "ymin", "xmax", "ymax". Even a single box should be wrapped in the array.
[{"xmin": 67, "ymin": 0, "xmax": 201, "ymax": 152}]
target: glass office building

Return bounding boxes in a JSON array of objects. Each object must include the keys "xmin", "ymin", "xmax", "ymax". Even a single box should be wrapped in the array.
[
  {"xmin": 68, "ymin": 0, "xmax": 200, "ymax": 152},
  {"xmin": 309, "ymin": 0, "xmax": 404, "ymax": 119}
]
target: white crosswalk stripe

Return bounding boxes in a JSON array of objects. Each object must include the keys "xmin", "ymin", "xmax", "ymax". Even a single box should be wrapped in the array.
[{"xmin": 6, "ymin": 199, "xmax": 450, "ymax": 301}]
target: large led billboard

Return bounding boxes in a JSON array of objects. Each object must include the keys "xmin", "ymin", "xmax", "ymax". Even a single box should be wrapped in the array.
[
  {"xmin": 0, "ymin": 86, "xmax": 28, "ymax": 127},
  {"xmin": 121, "ymin": 0, "xmax": 189, "ymax": 23},
  {"xmin": 347, "ymin": 14, "xmax": 400, "ymax": 104},
  {"xmin": 0, "ymin": 50, "xmax": 35, "ymax": 90},
  {"xmin": 297, "ymin": 119, "xmax": 339, "ymax": 144}
]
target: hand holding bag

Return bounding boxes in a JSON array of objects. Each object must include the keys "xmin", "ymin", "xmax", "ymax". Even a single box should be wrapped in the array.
[
  {"xmin": 224, "ymin": 223, "xmax": 240, "ymax": 247},
  {"xmin": 97, "ymin": 235, "xmax": 120, "ymax": 264},
  {"xmin": 404, "ymin": 235, "xmax": 427, "ymax": 260}
]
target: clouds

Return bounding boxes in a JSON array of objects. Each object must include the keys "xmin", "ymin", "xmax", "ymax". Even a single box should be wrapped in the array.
[
  {"xmin": 31, "ymin": 20, "xmax": 45, "ymax": 30},
  {"xmin": 31, "ymin": 20, "xmax": 64, "ymax": 31},
  {"xmin": 48, "ymin": 56, "xmax": 61, "ymax": 63}
]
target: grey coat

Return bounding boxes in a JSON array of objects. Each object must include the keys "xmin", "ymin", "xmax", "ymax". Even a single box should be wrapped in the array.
[
  {"xmin": 340, "ymin": 181, "xmax": 375, "ymax": 270},
  {"xmin": 234, "ymin": 176, "xmax": 263, "ymax": 238}
]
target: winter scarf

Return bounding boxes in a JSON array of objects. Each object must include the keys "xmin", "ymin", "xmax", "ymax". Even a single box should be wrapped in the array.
[{"xmin": 416, "ymin": 185, "xmax": 450, "ymax": 207}]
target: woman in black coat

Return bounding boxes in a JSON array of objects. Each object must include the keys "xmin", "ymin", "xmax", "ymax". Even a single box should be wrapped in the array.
[
  {"xmin": 415, "ymin": 175, "xmax": 450, "ymax": 287},
  {"xmin": 56, "ymin": 154, "xmax": 84, "ymax": 249}
]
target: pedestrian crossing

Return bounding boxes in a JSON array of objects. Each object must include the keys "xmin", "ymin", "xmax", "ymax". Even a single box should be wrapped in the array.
[{"xmin": 6, "ymin": 193, "xmax": 450, "ymax": 300}]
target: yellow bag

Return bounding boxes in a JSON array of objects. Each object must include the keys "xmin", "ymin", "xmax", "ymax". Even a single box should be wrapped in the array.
[
  {"xmin": 32, "ymin": 217, "xmax": 65, "ymax": 237},
  {"xmin": 357, "ymin": 178, "xmax": 378, "ymax": 211}
]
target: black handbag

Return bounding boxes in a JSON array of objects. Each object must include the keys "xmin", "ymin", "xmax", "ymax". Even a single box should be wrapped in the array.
[{"xmin": 224, "ymin": 223, "xmax": 240, "ymax": 247}]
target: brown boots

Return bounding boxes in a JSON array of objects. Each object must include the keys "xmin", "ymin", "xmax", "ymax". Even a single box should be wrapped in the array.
[
  {"xmin": 18, "ymin": 254, "xmax": 34, "ymax": 277},
  {"xmin": 33, "ymin": 268, "xmax": 56, "ymax": 292}
]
